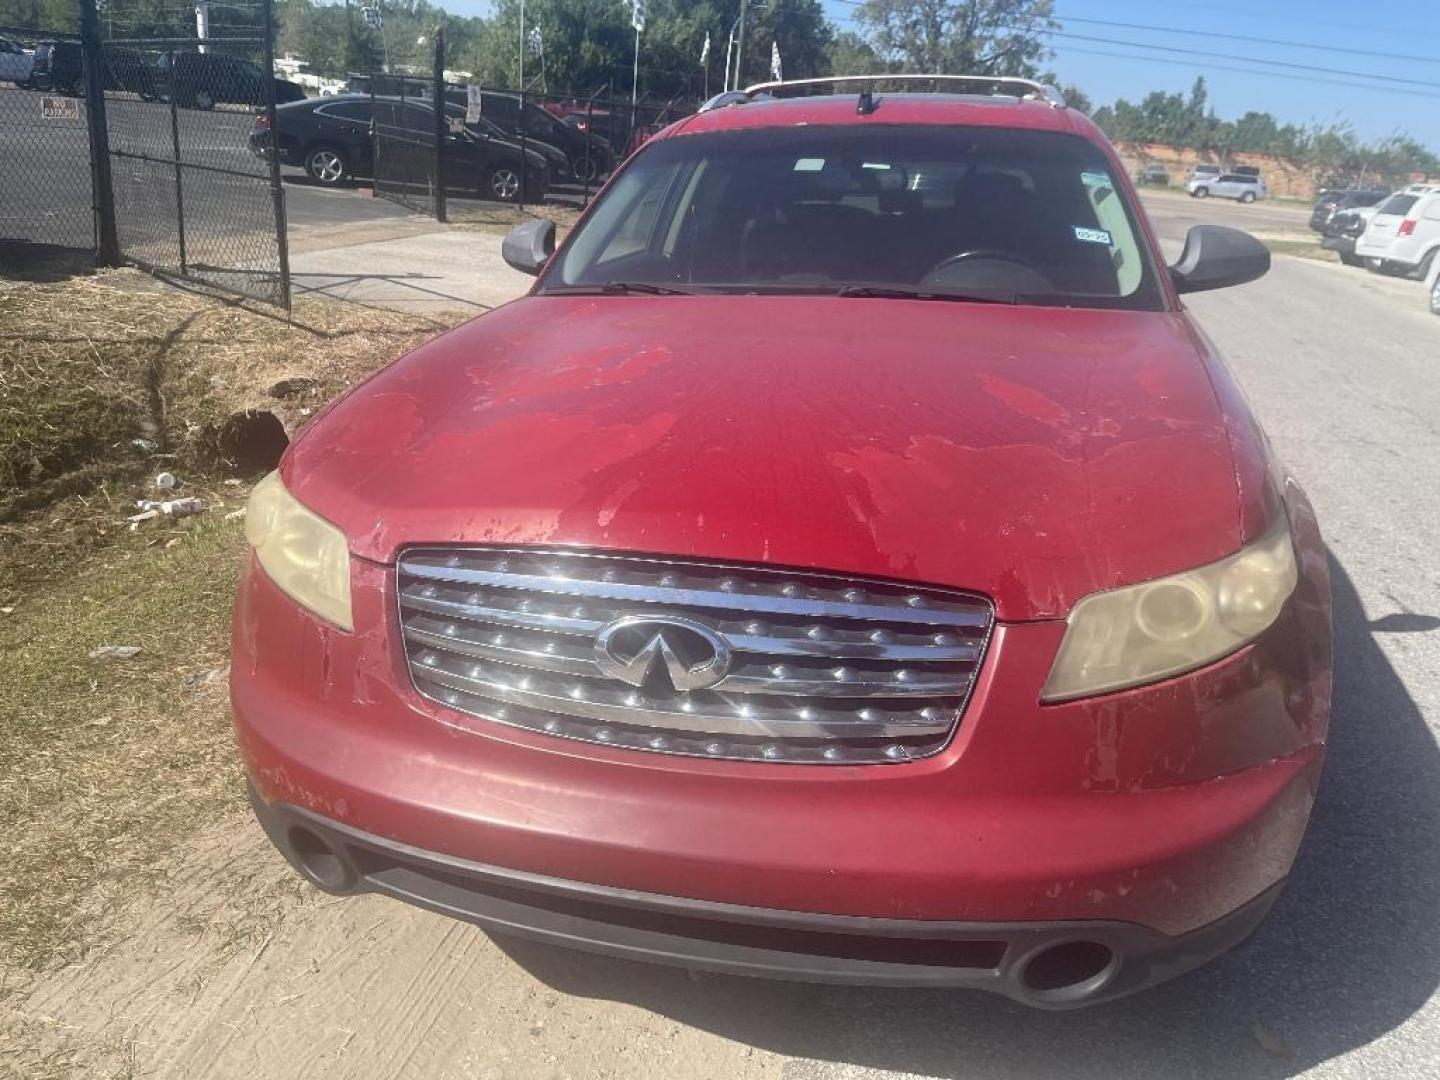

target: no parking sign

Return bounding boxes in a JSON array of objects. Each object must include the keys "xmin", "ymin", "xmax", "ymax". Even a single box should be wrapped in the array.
[{"xmin": 41, "ymin": 96, "xmax": 79, "ymax": 121}]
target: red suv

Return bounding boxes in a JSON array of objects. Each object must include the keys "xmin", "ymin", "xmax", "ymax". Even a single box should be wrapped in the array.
[{"xmin": 233, "ymin": 77, "xmax": 1331, "ymax": 1008}]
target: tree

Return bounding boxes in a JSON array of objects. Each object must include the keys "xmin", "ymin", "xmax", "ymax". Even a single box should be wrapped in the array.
[
  {"xmin": 457, "ymin": 0, "xmax": 830, "ymax": 99},
  {"xmin": 827, "ymin": 30, "xmax": 887, "ymax": 76},
  {"xmin": 0, "ymin": 0, "xmax": 81, "ymax": 33},
  {"xmin": 853, "ymin": 0, "xmax": 1055, "ymax": 77}
]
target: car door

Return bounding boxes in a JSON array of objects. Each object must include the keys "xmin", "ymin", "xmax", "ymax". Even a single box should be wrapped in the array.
[
  {"xmin": 315, "ymin": 100, "xmax": 374, "ymax": 171},
  {"xmin": 442, "ymin": 126, "xmax": 494, "ymax": 193},
  {"xmin": 1409, "ymin": 194, "xmax": 1440, "ymax": 265}
]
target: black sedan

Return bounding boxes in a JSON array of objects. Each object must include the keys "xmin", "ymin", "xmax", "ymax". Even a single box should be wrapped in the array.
[
  {"xmin": 1320, "ymin": 208, "xmax": 1371, "ymax": 267},
  {"xmin": 250, "ymin": 94, "xmax": 550, "ymax": 201},
  {"xmin": 1308, "ymin": 188, "xmax": 1388, "ymax": 233}
]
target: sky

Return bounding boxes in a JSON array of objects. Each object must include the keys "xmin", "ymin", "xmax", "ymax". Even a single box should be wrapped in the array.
[{"xmin": 441, "ymin": 0, "xmax": 1440, "ymax": 148}]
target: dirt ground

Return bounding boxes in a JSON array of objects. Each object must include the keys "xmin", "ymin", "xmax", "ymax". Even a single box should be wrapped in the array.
[{"xmin": 5, "ymin": 819, "xmax": 780, "ymax": 1080}]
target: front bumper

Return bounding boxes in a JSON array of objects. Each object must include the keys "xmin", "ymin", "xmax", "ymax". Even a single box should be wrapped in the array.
[
  {"xmin": 232, "ymin": 493, "xmax": 1331, "ymax": 1002},
  {"xmin": 249, "ymin": 785, "xmax": 1286, "ymax": 1008}
]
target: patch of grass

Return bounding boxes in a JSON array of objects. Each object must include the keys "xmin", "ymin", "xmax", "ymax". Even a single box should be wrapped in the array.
[
  {"xmin": 1261, "ymin": 237, "xmax": 1338, "ymax": 263},
  {"xmin": 0, "ymin": 513, "xmax": 246, "ymax": 972},
  {"xmin": 446, "ymin": 201, "xmax": 581, "ymax": 240},
  {"xmin": 0, "ymin": 271, "xmax": 456, "ymax": 603},
  {"xmin": 0, "ymin": 271, "xmax": 464, "ymax": 976}
]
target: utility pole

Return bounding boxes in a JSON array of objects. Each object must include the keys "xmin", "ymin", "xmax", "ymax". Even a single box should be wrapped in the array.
[
  {"xmin": 345, "ymin": 0, "xmax": 355, "ymax": 72},
  {"xmin": 723, "ymin": 25, "xmax": 734, "ymax": 91},
  {"xmin": 735, "ymin": 0, "xmax": 747, "ymax": 92},
  {"xmin": 631, "ymin": 0, "xmax": 645, "ymax": 108}
]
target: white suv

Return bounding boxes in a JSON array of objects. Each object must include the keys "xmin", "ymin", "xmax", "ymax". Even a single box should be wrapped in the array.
[
  {"xmin": 1355, "ymin": 185, "xmax": 1440, "ymax": 279},
  {"xmin": 1187, "ymin": 171, "xmax": 1266, "ymax": 203}
]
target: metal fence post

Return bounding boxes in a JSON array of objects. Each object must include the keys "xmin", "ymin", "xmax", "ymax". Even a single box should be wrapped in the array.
[
  {"xmin": 432, "ymin": 27, "xmax": 446, "ymax": 223},
  {"xmin": 259, "ymin": 0, "xmax": 292, "ymax": 311},
  {"xmin": 583, "ymin": 90, "xmax": 596, "ymax": 206},
  {"xmin": 79, "ymin": 0, "xmax": 119, "ymax": 265},
  {"xmin": 518, "ymin": 85, "xmax": 528, "ymax": 210},
  {"xmin": 165, "ymin": 51, "xmax": 189, "ymax": 274}
]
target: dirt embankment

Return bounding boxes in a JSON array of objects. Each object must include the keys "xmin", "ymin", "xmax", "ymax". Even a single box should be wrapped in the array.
[{"xmin": 1116, "ymin": 142, "xmax": 1323, "ymax": 199}]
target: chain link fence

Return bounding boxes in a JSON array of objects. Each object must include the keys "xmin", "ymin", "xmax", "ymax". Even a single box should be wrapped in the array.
[
  {"xmin": 0, "ymin": 0, "xmax": 289, "ymax": 308},
  {"xmin": 0, "ymin": 25, "xmax": 101, "ymax": 261},
  {"xmin": 360, "ymin": 31, "xmax": 699, "ymax": 222}
]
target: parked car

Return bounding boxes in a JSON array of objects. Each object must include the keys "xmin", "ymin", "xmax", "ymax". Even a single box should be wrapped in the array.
[
  {"xmin": 154, "ymin": 50, "xmax": 305, "ymax": 109},
  {"xmin": 466, "ymin": 90, "xmax": 615, "ymax": 181},
  {"xmin": 22, "ymin": 40, "xmax": 84, "ymax": 94},
  {"xmin": 1187, "ymin": 171, "xmax": 1266, "ymax": 203},
  {"xmin": 1135, "ymin": 163, "xmax": 1170, "ymax": 186},
  {"xmin": 235, "ymin": 79, "xmax": 1331, "ymax": 1010},
  {"xmin": 1231, "ymin": 165, "xmax": 1262, "ymax": 180},
  {"xmin": 248, "ymin": 94, "xmax": 549, "ymax": 201},
  {"xmin": 1309, "ymin": 188, "xmax": 1389, "ymax": 233},
  {"xmin": 20, "ymin": 40, "xmax": 158, "ymax": 95},
  {"xmin": 1186, "ymin": 163, "xmax": 1222, "ymax": 185},
  {"xmin": 465, "ymin": 111, "xmax": 569, "ymax": 181},
  {"xmin": 1320, "ymin": 206, "xmax": 1378, "ymax": 266},
  {"xmin": 0, "ymin": 36, "xmax": 33, "ymax": 85},
  {"xmin": 1354, "ymin": 185, "xmax": 1440, "ymax": 278},
  {"xmin": 1427, "ymin": 246, "xmax": 1440, "ymax": 315}
]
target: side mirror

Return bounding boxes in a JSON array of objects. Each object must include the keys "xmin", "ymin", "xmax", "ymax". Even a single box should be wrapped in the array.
[
  {"xmin": 501, "ymin": 218, "xmax": 556, "ymax": 276},
  {"xmin": 1169, "ymin": 224, "xmax": 1270, "ymax": 294}
]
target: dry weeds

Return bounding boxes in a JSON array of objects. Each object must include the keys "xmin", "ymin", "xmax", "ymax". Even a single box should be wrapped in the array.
[{"xmin": 0, "ymin": 270, "xmax": 463, "ymax": 983}]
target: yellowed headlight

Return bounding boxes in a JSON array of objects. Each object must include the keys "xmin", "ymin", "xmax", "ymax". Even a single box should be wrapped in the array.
[
  {"xmin": 245, "ymin": 470, "xmax": 353, "ymax": 631},
  {"xmin": 1041, "ymin": 514, "xmax": 1297, "ymax": 702}
]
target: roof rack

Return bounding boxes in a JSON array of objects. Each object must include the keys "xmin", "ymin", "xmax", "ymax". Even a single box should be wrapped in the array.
[{"xmin": 731, "ymin": 74, "xmax": 1066, "ymax": 111}]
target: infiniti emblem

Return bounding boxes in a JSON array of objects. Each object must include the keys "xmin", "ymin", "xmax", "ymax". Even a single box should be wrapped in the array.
[{"xmin": 594, "ymin": 616, "xmax": 733, "ymax": 692}]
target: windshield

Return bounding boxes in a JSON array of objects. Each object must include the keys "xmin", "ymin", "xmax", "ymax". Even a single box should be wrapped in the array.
[{"xmin": 542, "ymin": 125, "xmax": 1164, "ymax": 310}]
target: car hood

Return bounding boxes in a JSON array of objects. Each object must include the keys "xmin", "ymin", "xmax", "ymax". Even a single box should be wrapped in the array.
[{"xmin": 285, "ymin": 296, "xmax": 1247, "ymax": 621}]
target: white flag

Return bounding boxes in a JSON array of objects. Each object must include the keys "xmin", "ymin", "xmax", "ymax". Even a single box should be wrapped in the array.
[
  {"xmin": 770, "ymin": 41, "xmax": 782, "ymax": 81},
  {"xmin": 527, "ymin": 26, "xmax": 542, "ymax": 56},
  {"xmin": 700, "ymin": 32, "xmax": 710, "ymax": 65},
  {"xmin": 631, "ymin": 0, "xmax": 646, "ymax": 33}
]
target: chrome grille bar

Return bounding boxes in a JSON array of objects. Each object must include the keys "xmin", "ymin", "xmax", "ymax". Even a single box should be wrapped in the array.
[
  {"xmin": 400, "ymin": 584, "xmax": 983, "ymax": 661},
  {"xmin": 397, "ymin": 548, "xmax": 993, "ymax": 765},
  {"xmin": 401, "ymin": 556, "xmax": 990, "ymax": 628}
]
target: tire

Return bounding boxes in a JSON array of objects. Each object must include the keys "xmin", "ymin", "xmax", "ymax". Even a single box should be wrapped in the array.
[
  {"xmin": 1430, "ymin": 275, "xmax": 1440, "ymax": 316},
  {"xmin": 1193, "ymin": 187, "xmax": 1208, "ymax": 199},
  {"xmin": 571, "ymin": 154, "xmax": 599, "ymax": 183},
  {"xmin": 1412, "ymin": 249, "xmax": 1436, "ymax": 281},
  {"xmin": 486, "ymin": 163, "xmax": 521, "ymax": 202},
  {"xmin": 1240, "ymin": 191, "xmax": 1256, "ymax": 204},
  {"xmin": 1339, "ymin": 251, "xmax": 1362, "ymax": 267},
  {"xmin": 304, "ymin": 144, "xmax": 349, "ymax": 186},
  {"xmin": 1364, "ymin": 257, "xmax": 1384, "ymax": 273}
]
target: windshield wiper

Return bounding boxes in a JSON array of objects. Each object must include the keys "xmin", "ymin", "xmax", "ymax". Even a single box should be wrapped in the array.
[
  {"xmin": 547, "ymin": 281, "xmax": 699, "ymax": 296},
  {"xmin": 834, "ymin": 285, "xmax": 1019, "ymax": 304}
]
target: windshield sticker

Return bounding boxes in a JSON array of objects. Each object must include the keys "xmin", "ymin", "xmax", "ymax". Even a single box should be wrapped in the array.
[
  {"xmin": 1073, "ymin": 225, "xmax": 1113, "ymax": 245},
  {"xmin": 793, "ymin": 157, "xmax": 825, "ymax": 172},
  {"xmin": 1080, "ymin": 171, "xmax": 1112, "ymax": 188}
]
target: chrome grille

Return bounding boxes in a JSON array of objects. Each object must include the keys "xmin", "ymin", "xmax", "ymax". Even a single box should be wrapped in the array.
[{"xmin": 396, "ymin": 548, "xmax": 993, "ymax": 765}]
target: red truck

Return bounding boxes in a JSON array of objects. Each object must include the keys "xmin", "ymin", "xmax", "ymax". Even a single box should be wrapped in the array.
[{"xmin": 233, "ymin": 76, "xmax": 1331, "ymax": 1008}]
